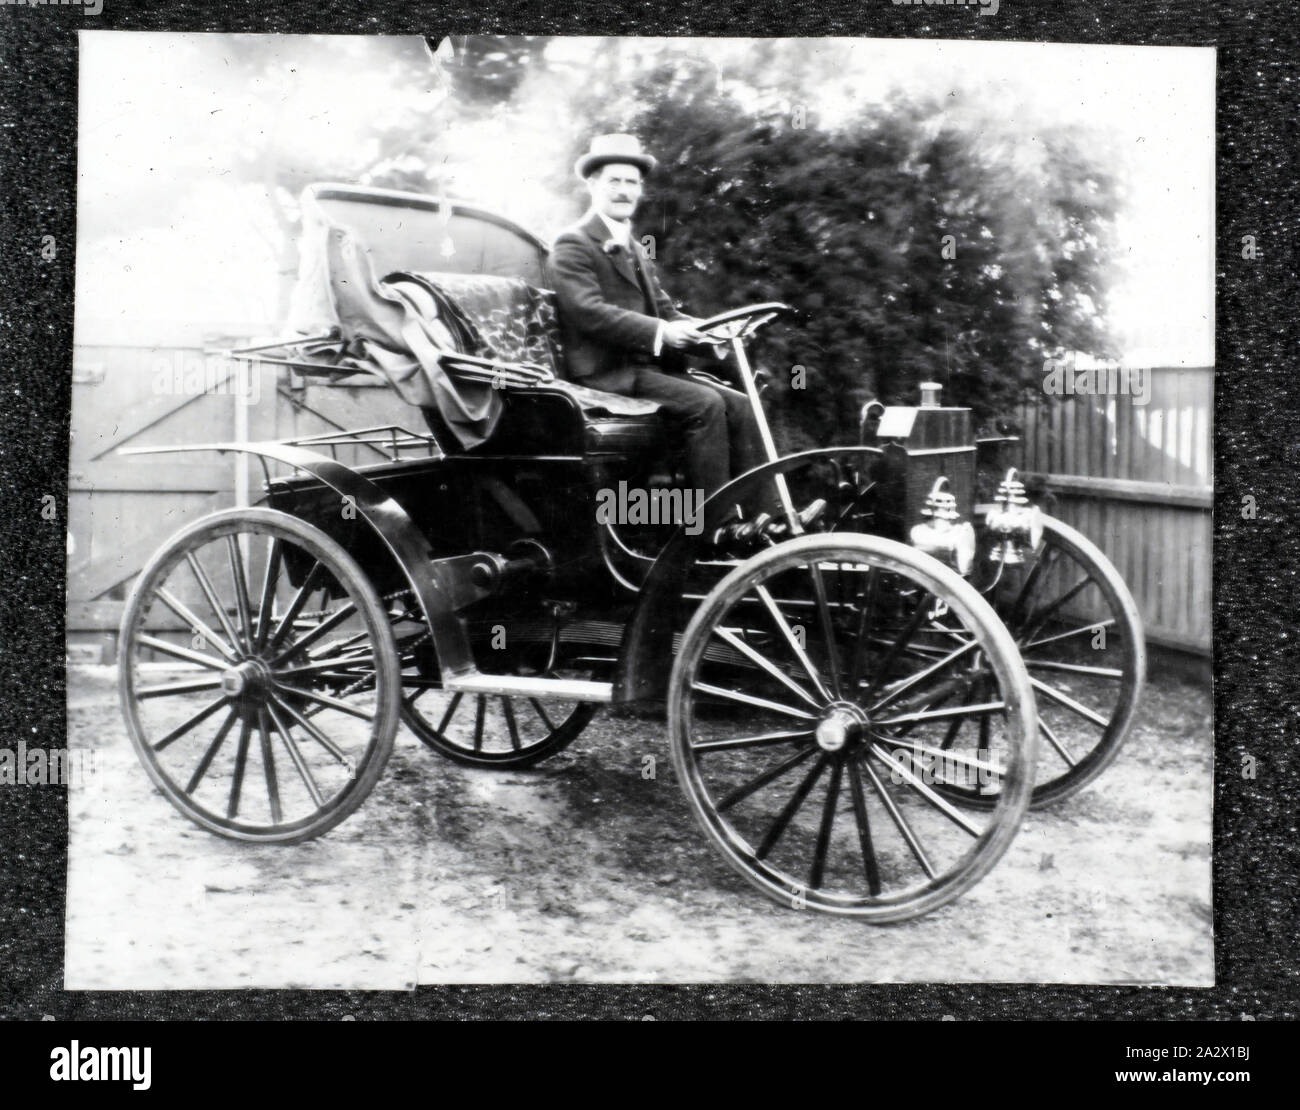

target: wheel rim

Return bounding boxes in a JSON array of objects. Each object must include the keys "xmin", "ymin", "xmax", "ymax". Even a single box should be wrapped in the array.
[
  {"xmin": 119, "ymin": 509, "xmax": 400, "ymax": 842},
  {"xmin": 400, "ymin": 677, "xmax": 597, "ymax": 768},
  {"xmin": 970, "ymin": 515, "xmax": 1145, "ymax": 808},
  {"xmin": 669, "ymin": 535, "xmax": 1036, "ymax": 921},
  {"xmin": 392, "ymin": 606, "xmax": 598, "ymax": 768}
]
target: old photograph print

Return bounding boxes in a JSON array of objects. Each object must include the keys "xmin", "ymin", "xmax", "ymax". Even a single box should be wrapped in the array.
[{"xmin": 64, "ymin": 33, "xmax": 1213, "ymax": 986}]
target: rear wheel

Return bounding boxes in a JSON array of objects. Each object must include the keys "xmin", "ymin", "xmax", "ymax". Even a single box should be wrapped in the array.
[
  {"xmin": 392, "ymin": 607, "xmax": 598, "ymax": 768},
  {"xmin": 971, "ymin": 513, "xmax": 1144, "ymax": 808},
  {"xmin": 118, "ymin": 508, "xmax": 401, "ymax": 843},
  {"xmin": 400, "ymin": 676, "xmax": 598, "ymax": 769},
  {"xmin": 669, "ymin": 534, "xmax": 1037, "ymax": 922}
]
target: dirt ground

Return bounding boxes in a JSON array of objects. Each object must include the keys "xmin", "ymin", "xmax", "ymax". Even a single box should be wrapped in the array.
[{"xmin": 64, "ymin": 663, "xmax": 1213, "ymax": 987}]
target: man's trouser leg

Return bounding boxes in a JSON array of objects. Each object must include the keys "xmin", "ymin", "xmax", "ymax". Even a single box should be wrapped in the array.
[
  {"xmin": 584, "ymin": 366, "xmax": 731, "ymax": 497},
  {"xmin": 707, "ymin": 379, "xmax": 769, "ymax": 478},
  {"xmin": 690, "ymin": 375, "xmax": 784, "ymax": 516}
]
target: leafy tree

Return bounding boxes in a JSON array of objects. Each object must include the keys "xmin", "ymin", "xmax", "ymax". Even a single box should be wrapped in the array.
[
  {"xmin": 429, "ymin": 35, "xmax": 550, "ymax": 104},
  {"xmin": 558, "ymin": 51, "xmax": 1120, "ymax": 443},
  {"xmin": 164, "ymin": 34, "xmax": 1120, "ymax": 442}
]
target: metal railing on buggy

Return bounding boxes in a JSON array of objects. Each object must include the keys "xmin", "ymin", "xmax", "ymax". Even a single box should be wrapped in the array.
[
  {"xmin": 210, "ymin": 333, "xmax": 553, "ymax": 388},
  {"xmin": 206, "ymin": 332, "xmax": 556, "ymax": 463}
]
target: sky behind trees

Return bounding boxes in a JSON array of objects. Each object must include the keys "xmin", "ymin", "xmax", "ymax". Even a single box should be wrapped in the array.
[{"xmin": 76, "ymin": 33, "xmax": 1212, "ymax": 375}]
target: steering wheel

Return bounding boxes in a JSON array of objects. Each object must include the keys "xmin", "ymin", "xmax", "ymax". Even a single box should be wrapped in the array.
[{"xmin": 692, "ymin": 302, "xmax": 792, "ymax": 342}]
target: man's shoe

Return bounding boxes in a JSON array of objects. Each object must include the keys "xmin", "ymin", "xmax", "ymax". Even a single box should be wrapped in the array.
[
  {"xmin": 709, "ymin": 511, "xmax": 770, "ymax": 556},
  {"xmin": 731, "ymin": 512, "xmax": 772, "ymax": 543},
  {"xmin": 764, "ymin": 498, "xmax": 828, "ymax": 539},
  {"xmin": 708, "ymin": 500, "xmax": 828, "ymax": 555}
]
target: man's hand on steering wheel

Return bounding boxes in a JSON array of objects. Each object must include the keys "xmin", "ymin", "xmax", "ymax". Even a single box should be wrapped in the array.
[
  {"xmin": 691, "ymin": 303, "xmax": 793, "ymax": 344},
  {"xmin": 663, "ymin": 304, "xmax": 791, "ymax": 361},
  {"xmin": 662, "ymin": 318, "xmax": 711, "ymax": 350}
]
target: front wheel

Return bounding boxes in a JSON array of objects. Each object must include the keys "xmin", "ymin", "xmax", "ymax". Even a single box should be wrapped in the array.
[
  {"xmin": 668, "ymin": 534, "xmax": 1037, "ymax": 923},
  {"xmin": 119, "ymin": 508, "xmax": 402, "ymax": 843}
]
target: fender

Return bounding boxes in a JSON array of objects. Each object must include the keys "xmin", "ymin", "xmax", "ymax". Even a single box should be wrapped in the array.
[
  {"xmin": 118, "ymin": 441, "xmax": 476, "ymax": 678},
  {"xmin": 613, "ymin": 446, "xmax": 885, "ymax": 707}
]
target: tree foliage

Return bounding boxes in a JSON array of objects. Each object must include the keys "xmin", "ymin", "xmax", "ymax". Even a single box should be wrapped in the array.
[
  {"xmin": 180, "ymin": 35, "xmax": 1120, "ymax": 441},
  {"xmin": 558, "ymin": 48, "xmax": 1120, "ymax": 444},
  {"xmin": 430, "ymin": 35, "xmax": 550, "ymax": 104}
]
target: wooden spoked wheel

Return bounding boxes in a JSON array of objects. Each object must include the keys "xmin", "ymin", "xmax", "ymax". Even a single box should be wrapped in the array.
[
  {"xmin": 393, "ymin": 608, "xmax": 598, "ymax": 768},
  {"xmin": 399, "ymin": 675, "xmax": 598, "ymax": 769},
  {"xmin": 119, "ymin": 508, "xmax": 401, "ymax": 843},
  {"xmin": 669, "ymin": 534, "xmax": 1037, "ymax": 922},
  {"xmin": 969, "ymin": 513, "xmax": 1145, "ymax": 809}
]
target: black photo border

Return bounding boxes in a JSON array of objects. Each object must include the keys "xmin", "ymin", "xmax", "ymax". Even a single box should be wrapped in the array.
[{"xmin": 1, "ymin": 0, "xmax": 1294, "ymax": 1024}]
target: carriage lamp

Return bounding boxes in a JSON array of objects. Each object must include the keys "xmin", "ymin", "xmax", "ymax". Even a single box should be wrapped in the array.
[
  {"xmin": 984, "ymin": 468, "xmax": 1043, "ymax": 566},
  {"xmin": 909, "ymin": 477, "xmax": 976, "ymax": 576},
  {"xmin": 858, "ymin": 399, "xmax": 886, "ymax": 443}
]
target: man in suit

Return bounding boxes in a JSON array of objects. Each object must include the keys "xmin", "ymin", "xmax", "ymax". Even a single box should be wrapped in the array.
[{"xmin": 548, "ymin": 133, "xmax": 768, "ymax": 499}]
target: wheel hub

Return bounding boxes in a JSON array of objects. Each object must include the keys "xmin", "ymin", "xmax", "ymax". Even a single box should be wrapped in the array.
[
  {"xmin": 815, "ymin": 704, "xmax": 867, "ymax": 752},
  {"xmin": 221, "ymin": 659, "xmax": 272, "ymax": 701}
]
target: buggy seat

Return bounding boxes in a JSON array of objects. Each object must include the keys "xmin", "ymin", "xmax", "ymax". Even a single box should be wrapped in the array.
[
  {"xmin": 387, "ymin": 270, "xmax": 667, "ymax": 461},
  {"xmin": 293, "ymin": 183, "xmax": 668, "ymax": 463}
]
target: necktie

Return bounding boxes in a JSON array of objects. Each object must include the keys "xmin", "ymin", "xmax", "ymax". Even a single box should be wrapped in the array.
[{"xmin": 629, "ymin": 241, "xmax": 656, "ymax": 313}]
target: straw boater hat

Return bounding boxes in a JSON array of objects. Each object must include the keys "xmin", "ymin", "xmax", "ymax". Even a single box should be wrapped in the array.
[{"xmin": 574, "ymin": 133, "xmax": 657, "ymax": 180}]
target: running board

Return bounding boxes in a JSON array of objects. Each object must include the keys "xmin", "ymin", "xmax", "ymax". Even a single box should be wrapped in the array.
[{"xmin": 441, "ymin": 673, "xmax": 614, "ymax": 703}]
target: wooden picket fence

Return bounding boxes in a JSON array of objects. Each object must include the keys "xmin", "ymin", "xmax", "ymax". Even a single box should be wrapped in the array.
[
  {"xmin": 67, "ymin": 332, "xmax": 1213, "ymax": 659},
  {"xmin": 65, "ymin": 328, "xmax": 425, "ymax": 657},
  {"xmin": 1016, "ymin": 366, "xmax": 1213, "ymax": 655}
]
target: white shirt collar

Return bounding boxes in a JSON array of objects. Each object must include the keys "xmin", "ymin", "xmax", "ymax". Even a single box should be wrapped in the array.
[{"xmin": 594, "ymin": 210, "xmax": 633, "ymax": 247}]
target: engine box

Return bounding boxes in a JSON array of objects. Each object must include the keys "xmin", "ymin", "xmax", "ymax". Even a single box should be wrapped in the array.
[{"xmin": 870, "ymin": 405, "xmax": 976, "ymax": 541}]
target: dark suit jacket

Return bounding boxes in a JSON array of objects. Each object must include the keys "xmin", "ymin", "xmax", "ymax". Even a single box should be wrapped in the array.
[{"xmin": 548, "ymin": 211, "xmax": 687, "ymax": 380}]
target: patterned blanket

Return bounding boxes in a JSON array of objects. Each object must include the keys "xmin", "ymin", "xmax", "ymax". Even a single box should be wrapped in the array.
[
  {"xmin": 315, "ymin": 223, "xmax": 658, "ymax": 450},
  {"xmin": 386, "ymin": 271, "xmax": 565, "ymax": 377}
]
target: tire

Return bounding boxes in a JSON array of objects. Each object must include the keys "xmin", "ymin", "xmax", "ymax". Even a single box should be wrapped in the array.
[
  {"xmin": 400, "ymin": 676, "xmax": 598, "ymax": 769},
  {"xmin": 970, "ymin": 513, "xmax": 1145, "ymax": 808},
  {"xmin": 668, "ymin": 533, "xmax": 1037, "ymax": 923},
  {"xmin": 119, "ymin": 508, "xmax": 401, "ymax": 843}
]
